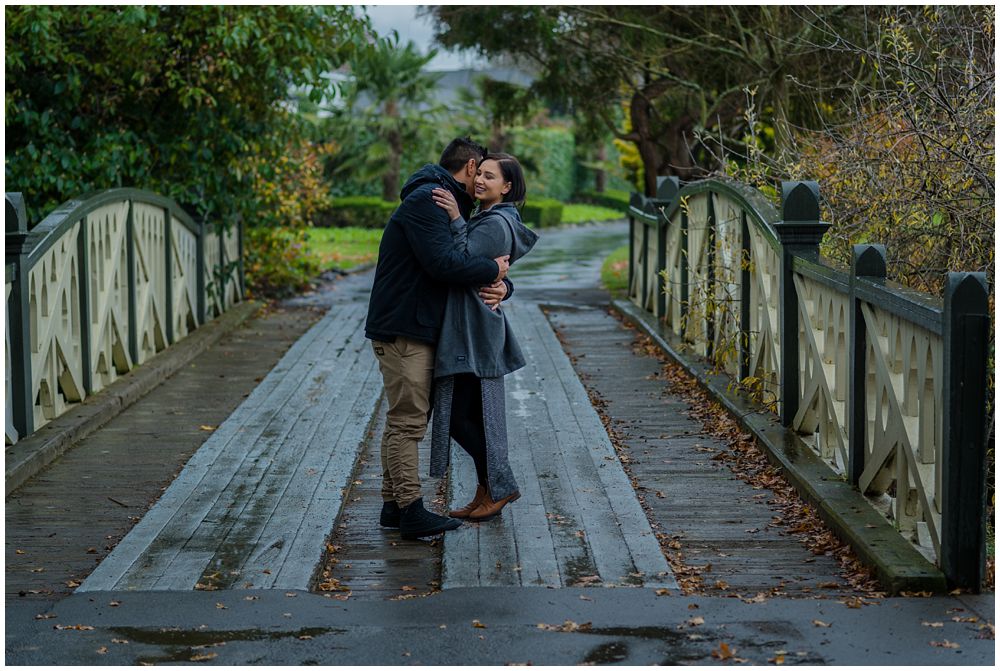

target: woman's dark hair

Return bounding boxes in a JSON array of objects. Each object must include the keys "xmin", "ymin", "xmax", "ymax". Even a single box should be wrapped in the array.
[
  {"xmin": 485, "ymin": 152, "xmax": 526, "ymax": 205},
  {"xmin": 439, "ymin": 137, "xmax": 488, "ymax": 172}
]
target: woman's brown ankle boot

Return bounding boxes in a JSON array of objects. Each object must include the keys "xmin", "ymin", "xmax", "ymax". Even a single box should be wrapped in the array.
[
  {"xmin": 469, "ymin": 490, "xmax": 521, "ymax": 521},
  {"xmin": 449, "ymin": 485, "xmax": 488, "ymax": 518}
]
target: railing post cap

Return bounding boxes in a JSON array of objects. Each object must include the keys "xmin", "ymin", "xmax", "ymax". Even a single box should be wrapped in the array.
[
  {"xmin": 851, "ymin": 244, "xmax": 887, "ymax": 278},
  {"xmin": 944, "ymin": 272, "xmax": 988, "ymax": 314},
  {"xmin": 655, "ymin": 176, "xmax": 681, "ymax": 201},
  {"xmin": 780, "ymin": 181, "xmax": 821, "ymax": 223},
  {"xmin": 6, "ymin": 193, "xmax": 28, "ymax": 235}
]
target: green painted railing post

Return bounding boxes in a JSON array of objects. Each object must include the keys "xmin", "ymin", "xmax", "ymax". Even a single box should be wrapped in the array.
[
  {"xmin": 772, "ymin": 181, "xmax": 830, "ymax": 426},
  {"xmin": 163, "ymin": 207, "xmax": 173, "ymax": 344},
  {"xmin": 940, "ymin": 272, "xmax": 989, "ymax": 590},
  {"xmin": 848, "ymin": 244, "xmax": 887, "ymax": 485},
  {"xmin": 739, "ymin": 211, "xmax": 751, "ymax": 380},
  {"xmin": 5, "ymin": 193, "xmax": 33, "ymax": 438},
  {"xmin": 195, "ymin": 218, "xmax": 206, "ymax": 325},
  {"xmin": 237, "ymin": 216, "xmax": 245, "ymax": 299},
  {"xmin": 705, "ymin": 193, "xmax": 716, "ymax": 359},
  {"xmin": 126, "ymin": 202, "xmax": 139, "ymax": 364},
  {"xmin": 77, "ymin": 214, "xmax": 93, "ymax": 395},
  {"xmin": 627, "ymin": 210, "xmax": 636, "ymax": 302}
]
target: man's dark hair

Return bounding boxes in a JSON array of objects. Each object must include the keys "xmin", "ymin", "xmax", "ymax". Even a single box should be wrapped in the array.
[
  {"xmin": 439, "ymin": 137, "xmax": 487, "ymax": 173},
  {"xmin": 487, "ymin": 152, "xmax": 527, "ymax": 205}
]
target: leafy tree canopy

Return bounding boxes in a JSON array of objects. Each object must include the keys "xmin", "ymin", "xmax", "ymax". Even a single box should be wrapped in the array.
[{"xmin": 6, "ymin": 5, "xmax": 369, "ymax": 223}]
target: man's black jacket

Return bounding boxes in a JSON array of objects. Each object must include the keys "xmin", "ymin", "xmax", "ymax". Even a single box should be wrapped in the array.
[{"xmin": 364, "ymin": 164, "xmax": 500, "ymax": 344}]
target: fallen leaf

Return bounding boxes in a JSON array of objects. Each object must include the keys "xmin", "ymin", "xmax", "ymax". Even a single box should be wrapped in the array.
[
  {"xmin": 244, "ymin": 595, "xmax": 259, "ymax": 601},
  {"xmin": 190, "ymin": 652, "xmax": 218, "ymax": 661},
  {"xmin": 687, "ymin": 616, "xmax": 705, "ymax": 626},
  {"xmin": 472, "ymin": 620, "xmax": 487, "ymax": 629},
  {"xmin": 298, "ymin": 635, "xmax": 313, "ymax": 640},
  {"xmin": 768, "ymin": 653, "xmax": 785, "ymax": 664},
  {"xmin": 922, "ymin": 622, "xmax": 944, "ymax": 628},
  {"xmin": 54, "ymin": 624, "xmax": 94, "ymax": 631},
  {"xmin": 35, "ymin": 613, "xmax": 57, "ymax": 620},
  {"xmin": 31, "ymin": 567, "xmax": 45, "ymax": 573},
  {"xmin": 215, "ymin": 603, "xmax": 227, "ymax": 610},
  {"xmin": 952, "ymin": 616, "xmax": 979, "ymax": 623},
  {"xmin": 929, "ymin": 640, "xmax": 960, "ymax": 649},
  {"xmin": 812, "ymin": 620, "xmax": 831, "ymax": 628},
  {"xmin": 579, "ymin": 595, "xmax": 593, "ymax": 601},
  {"xmin": 711, "ymin": 642, "xmax": 734, "ymax": 660},
  {"xmin": 401, "ymin": 585, "xmax": 417, "ymax": 592},
  {"xmin": 111, "ymin": 639, "xmax": 129, "ymax": 645},
  {"xmin": 199, "ymin": 425, "xmax": 216, "ymax": 432},
  {"xmin": 655, "ymin": 588, "xmax": 671, "ymax": 596},
  {"xmin": 96, "ymin": 646, "xmax": 108, "ymax": 655},
  {"xmin": 714, "ymin": 580, "xmax": 730, "ymax": 590},
  {"xmin": 16, "ymin": 549, "xmax": 26, "ymax": 555}
]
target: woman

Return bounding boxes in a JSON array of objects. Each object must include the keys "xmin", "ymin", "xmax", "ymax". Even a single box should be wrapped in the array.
[{"xmin": 428, "ymin": 153, "xmax": 538, "ymax": 521}]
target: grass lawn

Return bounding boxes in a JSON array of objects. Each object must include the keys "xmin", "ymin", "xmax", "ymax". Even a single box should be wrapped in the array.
[
  {"xmin": 306, "ymin": 226, "xmax": 382, "ymax": 272},
  {"xmin": 600, "ymin": 244, "xmax": 629, "ymax": 296},
  {"xmin": 562, "ymin": 202, "xmax": 626, "ymax": 224}
]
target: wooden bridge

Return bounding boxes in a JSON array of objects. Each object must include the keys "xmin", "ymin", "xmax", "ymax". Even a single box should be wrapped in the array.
[{"xmin": 4, "ymin": 178, "xmax": 991, "ymax": 602}]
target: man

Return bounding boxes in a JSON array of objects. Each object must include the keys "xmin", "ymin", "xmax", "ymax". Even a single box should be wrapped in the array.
[{"xmin": 365, "ymin": 137, "xmax": 510, "ymax": 540}]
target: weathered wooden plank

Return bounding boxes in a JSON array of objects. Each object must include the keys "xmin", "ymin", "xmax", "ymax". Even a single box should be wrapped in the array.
[
  {"xmin": 440, "ymin": 446, "xmax": 481, "ymax": 587},
  {"xmin": 194, "ymin": 338, "xmax": 377, "ymax": 587},
  {"xmin": 266, "ymin": 354, "xmax": 383, "ymax": 589},
  {"xmin": 513, "ymin": 303, "xmax": 675, "ymax": 588},
  {"xmin": 80, "ymin": 306, "xmax": 364, "ymax": 591}
]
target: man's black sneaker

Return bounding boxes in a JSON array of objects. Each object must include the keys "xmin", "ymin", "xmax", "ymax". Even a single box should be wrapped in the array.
[
  {"xmin": 399, "ymin": 498, "xmax": 462, "ymax": 540},
  {"xmin": 380, "ymin": 500, "xmax": 401, "ymax": 528}
]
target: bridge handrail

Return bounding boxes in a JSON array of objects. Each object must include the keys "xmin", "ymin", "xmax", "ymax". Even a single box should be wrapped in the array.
[
  {"xmin": 5, "ymin": 189, "xmax": 244, "ymax": 445},
  {"xmin": 625, "ymin": 176, "xmax": 989, "ymax": 591}
]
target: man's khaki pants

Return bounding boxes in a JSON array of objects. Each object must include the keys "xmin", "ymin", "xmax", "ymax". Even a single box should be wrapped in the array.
[{"xmin": 371, "ymin": 337, "xmax": 434, "ymax": 508}]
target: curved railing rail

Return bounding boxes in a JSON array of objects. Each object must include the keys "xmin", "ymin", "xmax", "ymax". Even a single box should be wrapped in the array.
[
  {"xmin": 627, "ymin": 176, "xmax": 989, "ymax": 589},
  {"xmin": 5, "ymin": 189, "xmax": 244, "ymax": 444}
]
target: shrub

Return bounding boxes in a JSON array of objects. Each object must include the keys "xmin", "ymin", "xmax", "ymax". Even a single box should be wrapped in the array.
[
  {"xmin": 244, "ymin": 227, "xmax": 321, "ymax": 299},
  {"xmin": 319, "ymin": 196, "xmax": 398, "ymax": 229},
  {"xmin": 575, "ymin": 188, "xmax": 630, "ymax": 213},
  {"xmin": 508, "ymin": 126, "xmax": 576, "ymax": 201},
  {"xmin": 521, "ymin": 197, "xmax": 564, "ymax": 228}
]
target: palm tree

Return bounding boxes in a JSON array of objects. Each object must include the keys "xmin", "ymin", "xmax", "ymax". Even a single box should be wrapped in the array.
[{"xmin": 347, "ymin": 33, "xmax": 442, "ymax": 200}]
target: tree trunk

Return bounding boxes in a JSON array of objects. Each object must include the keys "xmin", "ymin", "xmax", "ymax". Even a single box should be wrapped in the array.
[
  {"xmin": 595, "ymin": 143, "xmax": 607, "ymax": 193},
  {"xmin": 382, "ymin": 99, "xmax": 402, "ymax": 201}
]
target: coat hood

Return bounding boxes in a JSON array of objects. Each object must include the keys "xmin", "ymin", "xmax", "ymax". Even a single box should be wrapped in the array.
[
  {"xmin": 400, "ymin": 164, "xmax": 475, "ymax": 213},
  {"xmin": 483, "ymin": 202, "xmax": 539, "ymax": 263}
]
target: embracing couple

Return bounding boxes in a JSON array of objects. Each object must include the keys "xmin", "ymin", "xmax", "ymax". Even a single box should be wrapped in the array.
[{"xmin": 364, "ymin": 137, "xmax": 539, "ymax": 540}]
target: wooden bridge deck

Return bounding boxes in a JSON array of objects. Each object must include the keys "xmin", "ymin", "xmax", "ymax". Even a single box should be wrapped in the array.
[{"xmin": 80, "ymin": 289, "xmax": 676, "ymax": 593}]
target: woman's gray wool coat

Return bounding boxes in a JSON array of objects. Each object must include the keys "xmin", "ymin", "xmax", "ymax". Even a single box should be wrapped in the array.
[{"xmin": 429, "ymin": 202, "xmax": 538, "ymax": 499}]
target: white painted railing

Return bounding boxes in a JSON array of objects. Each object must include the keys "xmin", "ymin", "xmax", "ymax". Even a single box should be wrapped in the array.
[
  {"xmin": 626, "ymin": 177, "xmax": 989, "ymax": 589},
  {"xmin": 5, "ymin": 190, "xmax": 244, "ymax": 443}
]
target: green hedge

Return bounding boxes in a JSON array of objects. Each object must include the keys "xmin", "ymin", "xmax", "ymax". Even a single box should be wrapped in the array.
[
  {"xmin": 521, "ymin": 197, "xmax": 564, "ymax": 228},
  {"xmin": 575, "ymin": 188, "xmax": 631, "ymax": 213},
  {"xmin": 508, "ymin": 127, "xmax": 576, "ymax": 201},
  {"xmin": 319, "ymin": 196, "xmax": 397, "ymax": 228}
]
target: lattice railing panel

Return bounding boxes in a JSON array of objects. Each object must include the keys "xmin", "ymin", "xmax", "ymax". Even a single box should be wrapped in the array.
[
  {"xmin": 86, "ymin": 201, "xmax": 133, "ymax": 393},
  {"xmin": 28, "ymin": 222, "xmax": 85, "ymax": 429},
  {"xmin": 858, "ymin": 301, "xmax": 943, "ymax": 557},
  {"xmin": 171, "ymin": 218, "xmax": 199, "ymax": 340},
  {"xmin": 222, "ymin": 224, "xmax": 242, "ymax": 310},
  {"xmin": 685, "ymin": 194, "xmax": 712, "ymax": 356},
  {"xmin": 203, "ymin": 228, "xmax": 222, "ymax": 319},
  {"xmin": 132, "ymin": 203, "xmax": 168, "ymax": 365},
  {"xmin": 662, "ymin": 210, "xmax": 684, "ymax": 337},
  {"xmin": 746, "ymin": 223, "xmax": 781, "ymax": 406},
  {"xmin": 712, "ymin": 194, "xmax": 744, "ymax": 376},
  {"xmin": 792, "ymin": 273, "xmax": 850, "ymax": 471}
]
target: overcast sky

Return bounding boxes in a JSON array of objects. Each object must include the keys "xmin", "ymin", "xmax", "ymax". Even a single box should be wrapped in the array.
[{"xmin": 364, "ymin": 4, "xmax": 488, "ymax": 71}]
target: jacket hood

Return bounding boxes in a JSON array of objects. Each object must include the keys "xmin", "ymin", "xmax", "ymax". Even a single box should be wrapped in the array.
[
  {"xmin": 400, "ymin": 164, "xmax": 474, "ymax": 210},
  {"xmin": 483, "ymin": 202, "xmax": 539, "ymax": 263}
]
